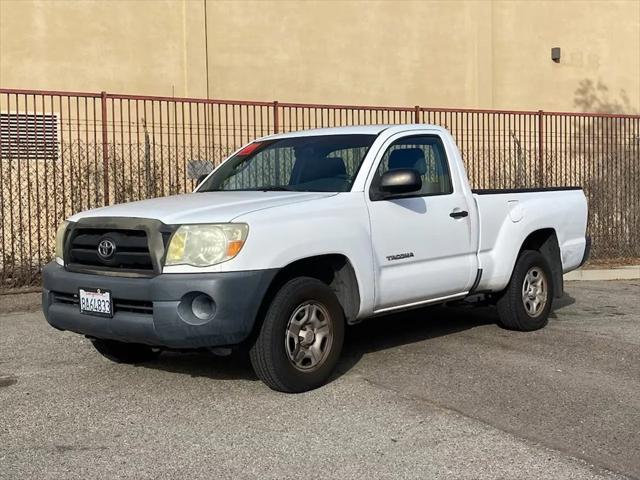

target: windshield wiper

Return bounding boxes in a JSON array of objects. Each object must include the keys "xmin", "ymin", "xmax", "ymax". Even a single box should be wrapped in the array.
[
  {"xmin": 199, "ymin": 186, "xmax": 298, "ymax": 192},
  {"xmin": 255, "ymin": 186, "xmax": 296, "ymax": 191}
]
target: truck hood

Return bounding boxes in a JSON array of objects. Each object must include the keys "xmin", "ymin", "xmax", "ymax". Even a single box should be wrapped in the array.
[{"xmin": 68, "ymin": 191, "xmax": 337, "ymax": 225}]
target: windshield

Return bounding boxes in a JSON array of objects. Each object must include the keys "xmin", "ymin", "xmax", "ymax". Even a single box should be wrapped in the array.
[{"xmin": 198, "ymin": 134, "xmax": 376, "ymax": 193}]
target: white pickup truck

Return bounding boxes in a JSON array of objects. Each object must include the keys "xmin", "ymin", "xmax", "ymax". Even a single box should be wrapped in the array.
[{"xmin": 43, "ymin": 125, "xmax": 589, "ymax": 392}]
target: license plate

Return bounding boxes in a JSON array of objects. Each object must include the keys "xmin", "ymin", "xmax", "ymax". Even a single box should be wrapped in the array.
[{"xmin": 79, "ymin": 288, "xmax": 113, "ymax": 317}]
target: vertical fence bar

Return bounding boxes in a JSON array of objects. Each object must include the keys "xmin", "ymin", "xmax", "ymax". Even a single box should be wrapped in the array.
[
  {"xmin": 273, "ymin": 101, "xmax": 279, "ymax": 134},
  {"xmin": 537, "ymin": 109, "xmax": 544, "ymax": 186},
  {"xmin": 100, "ymin": 91, "xmax": 110, "ymax": 205}
]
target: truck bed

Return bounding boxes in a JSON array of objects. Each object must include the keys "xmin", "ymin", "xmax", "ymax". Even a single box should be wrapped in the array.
[{"xmin": 472, "ymin": 187, "xmax": 588, "ymax": 293}]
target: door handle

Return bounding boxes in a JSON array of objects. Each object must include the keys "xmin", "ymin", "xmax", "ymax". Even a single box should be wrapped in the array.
[{"xmin": 449, "ymin": 210, "xmax": 469, "ymax": 219}]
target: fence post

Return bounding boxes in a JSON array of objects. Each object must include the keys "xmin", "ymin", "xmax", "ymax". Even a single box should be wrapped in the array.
[
  {"xmin": 414, "ymin": 105, "xmax": 420, "ymax": 124},
  {"xmin": 537, "ymin": 109, "xmax": 544, "ymax": 186},
  {"xmin": 273, "ymin": 101, "xmax": 279, "ymax": 133},
  {"xmin": 100, "ymin": 91, "xmax": 110, "ymax": 205}
]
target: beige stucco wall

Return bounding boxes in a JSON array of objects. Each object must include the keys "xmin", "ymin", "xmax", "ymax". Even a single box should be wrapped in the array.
[
  {"xmin": 1, "ymin": 0, "xmax": 638, "ymax": 113},
  {"xmin": 0, "ymin": 0, "xmax": 205, "ymax": 96}
]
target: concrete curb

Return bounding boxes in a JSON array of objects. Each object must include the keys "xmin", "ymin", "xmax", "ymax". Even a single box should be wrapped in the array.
[{"xmin": 564, "ymin": 266, "xmax": 640, "ymax": 281}]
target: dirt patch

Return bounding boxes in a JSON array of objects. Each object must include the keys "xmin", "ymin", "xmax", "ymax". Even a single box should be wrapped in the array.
[
  {"xmin": 0, "ymin": 292, "xmax": 42, "ymax": 314},
  {"xmin": 584, "ymin": 258, "xmax": 640, "ymax": 269}
]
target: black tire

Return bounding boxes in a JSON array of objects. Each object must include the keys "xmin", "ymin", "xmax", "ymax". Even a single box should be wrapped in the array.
[
  {"xmin": 249, "ymin": 277, "xmax": 345, "ymax": 393},
  {"xmin": 92, "ymin": 339, "xmax": 161, "ymax": 364},
  {"xmin": 496, "ymin": 249, "xmax": 554, "ymax": 331}
]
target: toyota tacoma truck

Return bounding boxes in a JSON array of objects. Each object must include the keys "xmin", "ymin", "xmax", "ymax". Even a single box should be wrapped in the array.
[{"xmin": 42, "ymin": 124, "xmax": 590, "ymax": 393}]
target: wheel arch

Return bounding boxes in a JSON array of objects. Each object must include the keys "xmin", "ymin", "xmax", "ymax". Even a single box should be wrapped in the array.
[
  {"xmin": 518, "ymin": 228, "xmax": 563, "ymax": 298},
  {"xmin": 248, "ymin": 254, "xmax": 361, "ymax": 343}
]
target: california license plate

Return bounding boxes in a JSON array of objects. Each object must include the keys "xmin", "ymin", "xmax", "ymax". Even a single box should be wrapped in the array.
[{"xmin": 79, "ymin": 288, "xmax": 113, "ymax": 317}]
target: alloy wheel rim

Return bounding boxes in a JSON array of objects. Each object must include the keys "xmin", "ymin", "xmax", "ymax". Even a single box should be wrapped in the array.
[
  {"xmin": 521, "ymin": 266, "xmax": 548, "ymax": 317},
  {"xmin": 285, "ymin": 301, "xmax": 333, "ymax": 371}
]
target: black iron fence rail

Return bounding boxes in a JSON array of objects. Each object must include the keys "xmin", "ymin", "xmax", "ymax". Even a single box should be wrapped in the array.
[{"xmin": 1, "ymin": 88, "xmax": 638, "ymax": 290}]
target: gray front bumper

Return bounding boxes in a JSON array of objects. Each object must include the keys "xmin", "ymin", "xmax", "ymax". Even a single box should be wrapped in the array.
[{"xmin": 42, "ymin": 262, "xmax": 277, "ymax": 348}]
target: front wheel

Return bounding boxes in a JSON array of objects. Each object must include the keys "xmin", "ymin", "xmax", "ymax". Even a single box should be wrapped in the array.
[
  {"xmin": 496, "ymin": 250, "xmax": 554, "ymax": 331},
  {"xmin": 249, "ymin": 277, "xmax": 345, "ymax": 393}
]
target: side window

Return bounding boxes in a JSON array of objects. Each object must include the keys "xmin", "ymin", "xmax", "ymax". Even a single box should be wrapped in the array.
[{"xmin": 374, "ymin": 135, "xmax": 453, "ymax": 196}]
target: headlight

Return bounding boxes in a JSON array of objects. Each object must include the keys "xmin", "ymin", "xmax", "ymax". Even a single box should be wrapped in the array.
[
  {"xmin": 165, "ymin": 224, "xmax": 249, "ymax": 267},
  {"xmin": 54, "ymin": 221, "xmax": 69, "ymax": 262}
]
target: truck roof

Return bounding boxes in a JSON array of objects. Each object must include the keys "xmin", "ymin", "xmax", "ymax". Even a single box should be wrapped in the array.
[{"xmin": 260, "ymin": 124, "xmax": 445, "ymax": 141}]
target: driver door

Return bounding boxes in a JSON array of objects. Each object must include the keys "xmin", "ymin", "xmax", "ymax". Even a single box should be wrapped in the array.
[{"xmin": 366, "ymin": 132, "xmax": 477, "ymax": 311}]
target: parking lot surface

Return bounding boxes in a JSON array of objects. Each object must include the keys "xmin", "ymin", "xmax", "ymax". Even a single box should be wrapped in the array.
[{"xmin": 1, "ymin": 280, "xmax": 639, "ymax": 480}]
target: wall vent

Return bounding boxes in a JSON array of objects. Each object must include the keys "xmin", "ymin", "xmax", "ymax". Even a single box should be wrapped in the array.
[{"xmin": 0, "ymin": 112, "xmax": 58, "ymax": 161}]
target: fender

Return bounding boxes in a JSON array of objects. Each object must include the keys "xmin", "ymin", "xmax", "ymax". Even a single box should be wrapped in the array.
[{"xmin": 229, "ymin": 193, "xmax": 376, "ymax": 318}]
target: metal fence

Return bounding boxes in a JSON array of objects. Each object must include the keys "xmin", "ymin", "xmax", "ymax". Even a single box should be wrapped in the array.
[{"xmin": 1, "ymin": 88, "xmax": 639, "ymax": 290}]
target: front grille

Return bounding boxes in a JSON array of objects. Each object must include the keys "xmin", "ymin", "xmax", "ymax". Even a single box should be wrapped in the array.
[
  {"xmin": 67, "ymin": 228, "xmax": 153, "ymax": 272},
  {"xmin": 51, "ymin": 291, "xmax": 153, "ymax": 315}
]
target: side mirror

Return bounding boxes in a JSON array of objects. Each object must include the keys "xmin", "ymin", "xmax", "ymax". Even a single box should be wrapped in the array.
[
  {"xmin": 378, "ymin": 169, "xmax": 422, "ymax": 197},
  {"xmin": 197, "ymin": 174, "xmax": 209, "ymax": 185}
]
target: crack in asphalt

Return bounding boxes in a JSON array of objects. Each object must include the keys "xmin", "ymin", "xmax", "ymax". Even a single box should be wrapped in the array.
[
  {"xmin": 357, "ymin": 375, "xmax": 638, "ymax": 480},
  {"xmin": 0, "ymin": 374, "xmax": 18, "ymax": 388}
]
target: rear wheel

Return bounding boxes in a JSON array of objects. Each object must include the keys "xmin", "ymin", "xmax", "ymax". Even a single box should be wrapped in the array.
[
  {"xmin": 249, "ymin": 277, "xmax": 345, "ymax": 393},
  {"xmin": 497, "ymin": 250, "xmax": 554, "ymax": 331},
  {"xmin": 92, "ymin": 339, "xmax": 161, "ymax": 364}
]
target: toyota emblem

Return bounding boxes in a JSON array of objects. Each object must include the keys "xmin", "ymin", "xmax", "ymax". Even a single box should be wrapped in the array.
[{"xmin": 97, "ymin": 238, "xmax": 116, "ymax": 260}]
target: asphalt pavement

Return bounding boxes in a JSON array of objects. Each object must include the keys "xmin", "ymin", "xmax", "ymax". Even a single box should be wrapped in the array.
[{"xmin": 1, "ymin": 280, "xmax": 638, "ymax": 479}]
